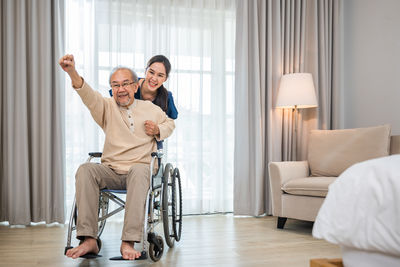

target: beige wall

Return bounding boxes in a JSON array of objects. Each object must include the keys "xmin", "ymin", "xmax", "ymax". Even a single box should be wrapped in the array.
[{"xmin": 343, "ymin": 0, "xmax": 400, "ymax": 134}]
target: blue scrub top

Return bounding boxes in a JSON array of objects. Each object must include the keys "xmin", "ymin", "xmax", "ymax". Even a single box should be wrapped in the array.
[{"xmin": 134, "ymin": 87, "xmax": 178, "ymax": 119}]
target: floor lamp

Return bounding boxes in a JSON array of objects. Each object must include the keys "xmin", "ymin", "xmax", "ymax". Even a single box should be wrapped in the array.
[{"xmin": 275, "ymin": 73, "xmax": 318, "ymax": 160}]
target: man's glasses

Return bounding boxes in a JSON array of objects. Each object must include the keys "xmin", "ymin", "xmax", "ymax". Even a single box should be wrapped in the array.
[{"xmin": 111, "ymin": 81, "xmax": 135, "ymax": 90}]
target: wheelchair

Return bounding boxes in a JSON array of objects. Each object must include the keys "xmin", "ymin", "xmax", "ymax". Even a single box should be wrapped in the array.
[{"xmin": 64, "ymin": 146, "xmax": 182, "ymax": 262}]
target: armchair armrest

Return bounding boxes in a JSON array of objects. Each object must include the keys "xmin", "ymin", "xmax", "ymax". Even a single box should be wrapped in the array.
[
  {"xmin": 269, "ymin": 161, "xmax": 310, "ymax": 184},
  {"xmin": 268, "ymin": 161, "xmax": 309, "ymax": 216}
]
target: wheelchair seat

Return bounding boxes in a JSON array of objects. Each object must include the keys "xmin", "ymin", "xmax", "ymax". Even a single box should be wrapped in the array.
[
  {"xmin": 101, "ymin": 189, "xmax": 127, "ymax": 194},
  {"xmin": 65, "ymin": 146, "xmax": 182, "ymax": 262}
]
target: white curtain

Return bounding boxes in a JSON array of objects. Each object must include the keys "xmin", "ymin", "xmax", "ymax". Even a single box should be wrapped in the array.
[{"xmin": 64, "ymin": 0, "xmax": 236, "ymax": 218}]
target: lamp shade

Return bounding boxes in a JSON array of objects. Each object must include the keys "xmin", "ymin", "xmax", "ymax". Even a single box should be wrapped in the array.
[{"xmin": 276, "ymin": 73, "xmax": 318, "ymax": 108}]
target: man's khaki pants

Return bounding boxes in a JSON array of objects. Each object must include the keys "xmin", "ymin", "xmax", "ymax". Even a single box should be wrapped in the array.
[{"xmin": 75, "ymin": 162, "xmax": 150, "ymax": 242}]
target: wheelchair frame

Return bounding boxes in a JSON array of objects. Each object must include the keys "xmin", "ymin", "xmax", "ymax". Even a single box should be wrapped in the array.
[{"xmin": 65, "ymin": 150, "xmax": 182, "ymax": 262}]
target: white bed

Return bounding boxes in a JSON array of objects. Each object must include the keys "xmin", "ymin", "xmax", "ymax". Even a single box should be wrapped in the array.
[{"xmin": 312, "ymin": 155, "xmax": 400, "ymax": 267}]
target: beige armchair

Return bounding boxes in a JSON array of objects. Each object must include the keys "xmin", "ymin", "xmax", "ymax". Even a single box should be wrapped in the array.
[{"xmin": 268, "ymin": 125, "xmax": 400, "ymax": 229}]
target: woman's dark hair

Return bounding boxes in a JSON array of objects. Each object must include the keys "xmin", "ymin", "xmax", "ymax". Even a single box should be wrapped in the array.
[{"xmin": 146, "ymin": 55, "xmax": 171, "ymax": 112}]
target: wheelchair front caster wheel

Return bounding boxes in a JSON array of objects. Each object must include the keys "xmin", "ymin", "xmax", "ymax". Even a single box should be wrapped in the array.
[{"xmin": 149, "ymin": 235, "xmax": 164, "ymax": 262}]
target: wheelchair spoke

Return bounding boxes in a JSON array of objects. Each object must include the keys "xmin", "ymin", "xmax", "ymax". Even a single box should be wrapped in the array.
[
  {"xmin": 171, "ymin": 168, "xmax": 183, "ymax": 242},
  {"xmin": 97, "ymin": 193, "xmax": 110, "ymax": 238}
]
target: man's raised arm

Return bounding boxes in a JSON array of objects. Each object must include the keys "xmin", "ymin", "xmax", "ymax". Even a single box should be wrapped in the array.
[
  {"xmin": 59, "ymin": 54, "xmax": 84, "ymax": 89},
  {"xmin": 59, "ymin": 54, "xmax": 107, "ymax": 128}
]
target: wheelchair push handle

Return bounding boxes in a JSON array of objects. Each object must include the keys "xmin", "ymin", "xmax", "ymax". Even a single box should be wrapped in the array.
[
  {"xmin": 88, "ymin": 152, "xmax": 102, "ymax": 157},
  {"xmin": 152, "ymin": 141, "xmax": 164, "ymax": 158}
]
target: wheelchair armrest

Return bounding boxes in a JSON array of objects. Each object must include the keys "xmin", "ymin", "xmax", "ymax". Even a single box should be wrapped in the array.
[
  {"xmin": 151, "ymin": 151, "xmax": 163, "ymax": 158},
  {"xmin": 88, "ymin": 152, "xmax": 102, "ymax": 158}
]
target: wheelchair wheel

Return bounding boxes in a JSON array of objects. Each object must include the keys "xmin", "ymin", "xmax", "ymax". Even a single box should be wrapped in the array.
[
  {"xmin": 149, "ymin": 234, "xmax": 164, "ymax": 262},
  {"xmin": 172, "ymin": 168, "xmax": 183, "ymax": 241},
  {"xmin": 97, "ymin": 192, "xmax": 109, "ymax": 238},
  {"xmin": 162, "ymin": 163, "xmax": 175, "ymax": 248}
]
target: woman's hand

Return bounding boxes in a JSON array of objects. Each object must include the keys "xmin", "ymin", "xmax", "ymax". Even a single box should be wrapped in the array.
[{"xmin": 144, "ymin": 120, "xmax": 160, "ymax": 136}]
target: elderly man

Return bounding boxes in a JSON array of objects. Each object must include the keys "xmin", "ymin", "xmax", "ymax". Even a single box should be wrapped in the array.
[{"xmin": 59, "ymin": 54, "xmax": 175, "ymax": 260}]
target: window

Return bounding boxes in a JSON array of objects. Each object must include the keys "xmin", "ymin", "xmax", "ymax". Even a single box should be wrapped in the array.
[{"xmin": 65, "ymin": 0, "xmax": 235, "ymax": 218}]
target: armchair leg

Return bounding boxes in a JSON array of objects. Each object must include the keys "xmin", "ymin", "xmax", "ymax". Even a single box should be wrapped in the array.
[{"xmin": 277, "ymin": 217, "xmax": 287, "ymax": 229}]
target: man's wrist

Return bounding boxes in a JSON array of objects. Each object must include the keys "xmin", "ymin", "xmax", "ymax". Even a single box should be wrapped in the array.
[
  {"xmin": 68, "ymin": 69, "xmax": 83, "ymax": 89},
  {"xmin": 72, "ymin": 76, "xmax": 84, "ymax": 89}
]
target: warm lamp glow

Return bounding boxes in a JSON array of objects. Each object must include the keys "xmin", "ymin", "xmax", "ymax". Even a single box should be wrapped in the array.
[{"xmin": 276, "ymin": 73, "xmax": 318, "ymax": 109}]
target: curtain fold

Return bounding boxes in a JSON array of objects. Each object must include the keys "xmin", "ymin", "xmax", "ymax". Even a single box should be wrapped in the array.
[
  {"xmin": 233, "ymin": 0, "xmax": 265, "ymax": 216},
  {"xmin": 234, "ymin": 0, "xmax": 342, "ymax": 216},
  {"xmin": 0, "ymin": 0, "xmax": 65, "ymax": 225}
]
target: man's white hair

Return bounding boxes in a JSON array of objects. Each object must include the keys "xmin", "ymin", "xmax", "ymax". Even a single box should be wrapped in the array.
[{"xmin": 109, "ymin": 67, "xmax": 138, "ymax": 84}]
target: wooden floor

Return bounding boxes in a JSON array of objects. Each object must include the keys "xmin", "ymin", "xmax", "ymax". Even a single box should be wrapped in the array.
[{"xmin": 0, "ymin": 215, "xmax": 341, "ymax": 267}]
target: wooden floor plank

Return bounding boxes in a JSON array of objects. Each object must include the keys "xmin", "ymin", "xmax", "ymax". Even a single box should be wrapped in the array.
[{"xmin": 0, "ymin": 215, "xmax": 341, "ymax": 267}]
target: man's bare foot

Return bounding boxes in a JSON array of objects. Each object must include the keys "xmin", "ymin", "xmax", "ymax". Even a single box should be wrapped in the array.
[
  {"xmin": 65, "ymin": 237, "xmax": 99, "ymax": 259},
  {"xmin": 120, "ymin": 241, "xmax": 141, "ymax": 260}
]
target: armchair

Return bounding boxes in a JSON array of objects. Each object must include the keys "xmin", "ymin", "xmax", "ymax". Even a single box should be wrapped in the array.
[{"xmin": 268, "ymin": 124, "xmax": 400, "ymax": 229}]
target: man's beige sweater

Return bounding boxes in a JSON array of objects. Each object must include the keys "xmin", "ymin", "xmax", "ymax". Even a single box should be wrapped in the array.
[{"xmin": 76, "ymin": 82, "xmax": 175, "ymax": 174}]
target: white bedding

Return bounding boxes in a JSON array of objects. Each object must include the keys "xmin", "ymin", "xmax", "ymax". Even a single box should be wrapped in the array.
[{"xmin": 312, "ymin": 155, "xmax": 400, "ymax": 257}]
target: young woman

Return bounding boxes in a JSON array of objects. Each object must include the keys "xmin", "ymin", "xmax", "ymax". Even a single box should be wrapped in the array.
[
  {"xmin": 107, "ymin": 55, "xmax": 178, "ymax": 137},
  {"xmin": 136, "ymin": 55, "xmax": 178, "ymax": 119}
]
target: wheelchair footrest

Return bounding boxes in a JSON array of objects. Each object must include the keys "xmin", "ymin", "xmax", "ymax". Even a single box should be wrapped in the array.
[
  {"xmin": 64, "ymin": 246, "xmax": 103, "ymax": 258},
  {"xmin": 80, "ymin": 253, "xmax": 102, "ymax": 259},
  {"xmin": 109, "ymin": 251, "xmax": 147, "ymax": 261}
]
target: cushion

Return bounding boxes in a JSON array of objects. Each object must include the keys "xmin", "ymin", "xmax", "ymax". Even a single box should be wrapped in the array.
[
  {"xmin": 391, "ymin": 135, "xmax": 400, "ymax": 155},
  {"xmin": 282, "ymin": 177, "xmax": 336, "ymax": 197},
  {"xmin": 308, "ymin": 125, "xmax": 391, "ymax": 177}
]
